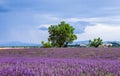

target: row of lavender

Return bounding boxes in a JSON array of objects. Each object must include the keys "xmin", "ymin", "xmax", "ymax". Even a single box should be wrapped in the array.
[
  {"xmin": 0, "ymin": 48, "xmax": 120, "ymax": 59},
  {"xmin": 0, "ymin": 57, "xmax": 120, "ymax": 76}
]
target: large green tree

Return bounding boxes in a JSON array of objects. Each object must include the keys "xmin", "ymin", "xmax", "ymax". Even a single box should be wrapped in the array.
[
  {"xmin": 89, "ymin": 37, "xmax": 103, "ymax": 47},
  {"xmin": 48, "ymin": 21, "xmax": 77, "ymax": 47}
]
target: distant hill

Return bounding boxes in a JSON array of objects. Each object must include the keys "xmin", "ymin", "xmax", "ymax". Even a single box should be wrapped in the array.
[
  {"xmin": 0, "ymin": 41, "xmax": 119, "ymax": 47},
  {"xmin": 0, "ymin": 41, "xmax": 41, "ymax": 46},
  {"xmin": 104, "ymin": 41, "xmax": 120, "ymax": 47},
  {"xmin": 73, "ymin": 40, "xmax": 89, "ymax": 45},
  {"xmin": 70, "ymin": 41, "xmax": 120, "ymax": 45}
]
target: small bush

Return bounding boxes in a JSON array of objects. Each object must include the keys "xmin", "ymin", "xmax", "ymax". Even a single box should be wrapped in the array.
[
  {"xmin": 41, "ymin": 41, "xmax": 51, "ymax": 48},
  {"xmin": 89, "ymin": 37, "xmax": 103, "ymax": 47}
]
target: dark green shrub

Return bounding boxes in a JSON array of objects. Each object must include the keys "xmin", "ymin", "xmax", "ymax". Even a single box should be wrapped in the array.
[
  {"xmin": 41, "ymin": 41, "xmax": 51, "ymax": 48},
  {"xmin": 89, "ymin": 37, "xmax": 103, "ymax": 47}
]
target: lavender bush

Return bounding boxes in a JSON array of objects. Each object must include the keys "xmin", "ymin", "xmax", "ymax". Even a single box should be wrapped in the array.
[
  {"xmin": 0, "ymin": 48, "xmax": 120, "ymax": 76},
  {"xmin": 0, "ymin": 58, "xmax": 120, "ymax": 76}
]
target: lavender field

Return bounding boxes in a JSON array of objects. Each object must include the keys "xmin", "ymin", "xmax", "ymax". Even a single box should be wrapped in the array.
[{"xmin": 0, "ymin": 48, "xmax": 120, "ymax": 76}]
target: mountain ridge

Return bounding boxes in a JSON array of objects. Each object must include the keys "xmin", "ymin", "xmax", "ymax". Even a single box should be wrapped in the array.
[
  {"xmin": 0, "ymin": 41, "xmax": 41, "ymax": 46},
  {"xmin": 0, "ymin": 41, "xmax": 120, "ymax": 46}
]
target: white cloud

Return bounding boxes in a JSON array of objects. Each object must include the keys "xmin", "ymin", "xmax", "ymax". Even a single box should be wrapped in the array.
[
  {"xmin": 101, "ymin": 7, "xmax": 120, "ymax": 10},
  {"xmin": 34, "ymin": 14, "xmax": 60, "ymax": 23},
  {"xmin": 77, "ymin": 24, "xmax": 120, "ymax": 41},
  {"xmin": 36, "ymin": 16, "xmax": 120, "ymax": 42},
  {"xmin": 64, "ymin": 16, "xmax": 120, "ymax": 25},
  {"xmin": 64, "ymin": 18, "xmax": 81, "ymax": 22},
  {"xmin": 38, "ymin": 24, "xmax": 51, "ymax": 28}
]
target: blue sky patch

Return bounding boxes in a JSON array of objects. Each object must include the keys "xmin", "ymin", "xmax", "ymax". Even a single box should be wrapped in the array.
[{"xmin": 0, "ymin": 0, "xmax": 120, "ymax": 43}]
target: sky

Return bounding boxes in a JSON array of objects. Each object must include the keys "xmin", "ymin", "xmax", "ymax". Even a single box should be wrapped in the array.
[{"xmin": 0, "ymin": 0, "xmax": 120, "ymax": 43}]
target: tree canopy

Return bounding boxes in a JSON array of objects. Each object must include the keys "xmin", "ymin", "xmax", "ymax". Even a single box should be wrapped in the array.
[
  {"xmin": 89, "ymin": 37, "xmax": 103, "ymax": 47},
  {"xmin": 48, "ymin": 21, "xmax": 77, "ymax": 47}
]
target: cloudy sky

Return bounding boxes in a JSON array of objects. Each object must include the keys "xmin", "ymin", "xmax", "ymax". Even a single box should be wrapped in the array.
[{"xmin": 0, "ymin": 0, "xmax": 120, "ymax": 43}]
